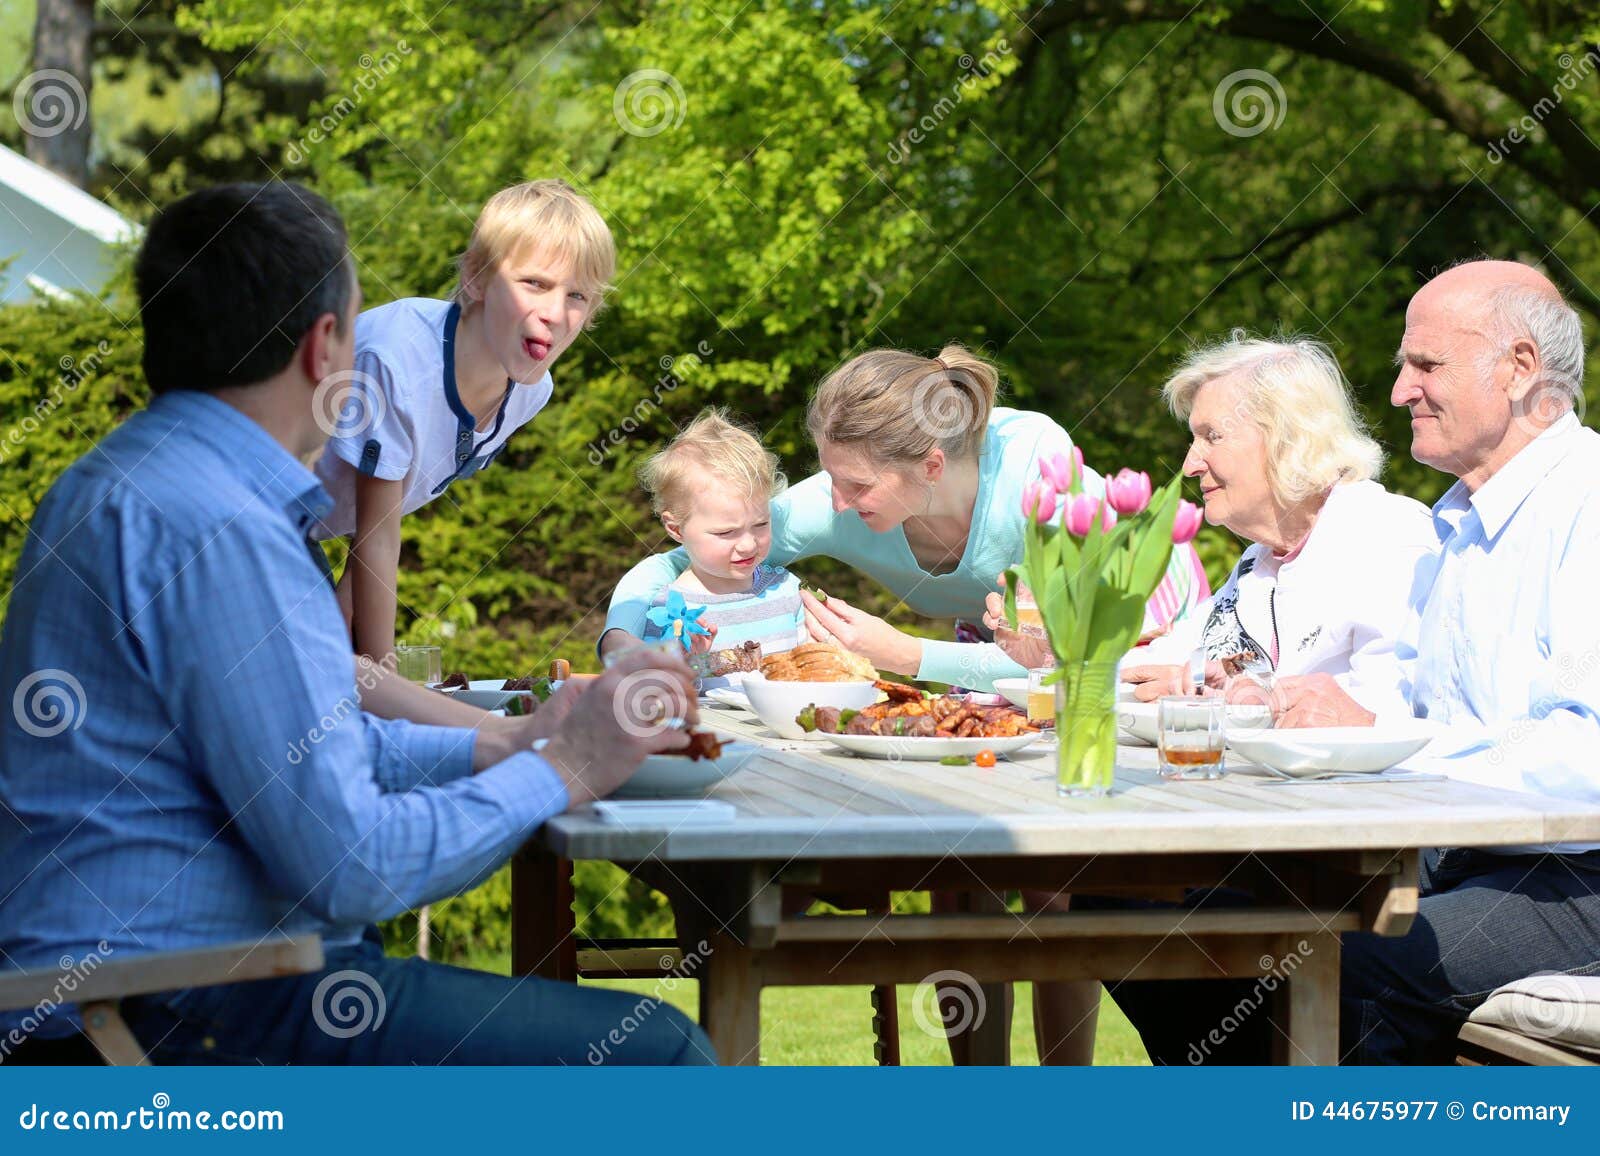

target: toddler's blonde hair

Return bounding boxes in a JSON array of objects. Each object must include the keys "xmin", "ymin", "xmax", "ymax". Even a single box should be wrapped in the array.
[
  {"xmin": 454, "ymin": 179, "xmax": 616, "ymax": 318},
  {"xmin": 639, "ymin": 408, "xmax": 786, "ymax": 524}
]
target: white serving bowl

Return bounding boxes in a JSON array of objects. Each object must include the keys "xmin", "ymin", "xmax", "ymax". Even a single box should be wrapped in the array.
[
  {"xmin": 440, "ymin": 679, "xmax": 530, "ymax": 711},
  {"xmin": 740, "ymin": 673, "xmax": 880, "ymax": 740},
  {"xmin": 1117, "ymin": 699, "xmax": 1276, "ymax": 746},
  {"xmin": 612, "ymin": 738, "xmax": 756, "ymax": 797},
  {"xmin": 992, "ymin": 677, "xmax": 1029, "ymax": 709},
  {"xmin": 1226, "ymin": 725, "xmax": 1434, "ymax": 776}
]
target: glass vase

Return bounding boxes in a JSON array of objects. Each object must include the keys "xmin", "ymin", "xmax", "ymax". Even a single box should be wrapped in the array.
[{"xmin": 1054, "ymin": 661, "xmax": 1121, "ymax": 798}]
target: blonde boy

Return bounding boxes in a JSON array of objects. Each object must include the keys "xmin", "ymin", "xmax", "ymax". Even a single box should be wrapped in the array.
[
  {"xmin": 314, "ymin": 179, "xmax": 615, "ymax": 661},
  {"xmin": 631, "ymin": 409, "xmax": 806, "ymax": 656}
]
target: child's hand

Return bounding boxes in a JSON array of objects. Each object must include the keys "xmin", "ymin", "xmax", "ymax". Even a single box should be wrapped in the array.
[{"xmin": 689, "ymin": 623, "xmax": 719, "ymax": 655}]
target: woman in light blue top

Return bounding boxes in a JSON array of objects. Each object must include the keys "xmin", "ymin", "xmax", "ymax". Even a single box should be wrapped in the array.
[{"xmin": 602, "ymin": 343, "xmax": 1209, "ymax": 690}]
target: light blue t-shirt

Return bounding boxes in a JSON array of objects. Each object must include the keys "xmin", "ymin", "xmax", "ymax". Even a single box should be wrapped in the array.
[
  {"xmin": 605, "ymin": 408, "xmax": 1208, "ymax": 689},
  {"xmin": 641, "ymin": 564, "xmax": 806, "ymax": 655}
]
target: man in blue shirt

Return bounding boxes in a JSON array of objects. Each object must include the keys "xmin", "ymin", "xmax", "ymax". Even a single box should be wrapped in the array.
[
  {"xmin": 0, "ymin": 182, "xmax": 713, "ymax": 1065},
  {"xmin": 1093, "ymin": 260, "xmax": 1600, "ymax": 1065}
]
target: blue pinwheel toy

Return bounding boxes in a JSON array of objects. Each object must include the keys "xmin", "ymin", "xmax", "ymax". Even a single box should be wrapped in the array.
[{"xmin": 646, "ymin": 589, "xmax": 712, "ymax": 650}]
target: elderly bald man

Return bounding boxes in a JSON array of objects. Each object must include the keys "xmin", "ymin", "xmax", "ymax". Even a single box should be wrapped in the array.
[{"xmin": 1098, "ymin": 260, "xmax": 1600, "ymax": 1065}]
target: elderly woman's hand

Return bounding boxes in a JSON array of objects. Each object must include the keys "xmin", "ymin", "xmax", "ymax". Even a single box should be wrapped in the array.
[
  {"xmin": 981, "ymin": 590, "xmax": 1054, "ymax": 670},
  {"xmin": 1122, "ymin": 660, "xmax": 1230, "ymax": 702},
  {"xmin": 801, "ymin": 590, "xmax": 923, "ymax": 675}
]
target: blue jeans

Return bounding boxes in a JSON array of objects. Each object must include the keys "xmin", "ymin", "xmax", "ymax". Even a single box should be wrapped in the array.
[
  {"xmin": 1086, "ymin": 848, "xmax": 1600, "ymax": 1065},
  {"xmin": 120, "ymin": 928, "xmax": 716, "ymax": 1065}
]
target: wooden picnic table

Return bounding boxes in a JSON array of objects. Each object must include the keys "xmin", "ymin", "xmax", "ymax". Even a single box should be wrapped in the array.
[{"xmin": 512, "ymin": 703, "xmax": 1600, "ymax": 1065}]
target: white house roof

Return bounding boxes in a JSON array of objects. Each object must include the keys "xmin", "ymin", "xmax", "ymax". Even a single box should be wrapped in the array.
[{"xmin": 0, "ymin": 143, "xmax": 138, "ymax": 303}]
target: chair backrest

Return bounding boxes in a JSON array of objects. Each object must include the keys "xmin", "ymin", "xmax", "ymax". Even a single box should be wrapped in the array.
[{"xmin": 0, "ymin": 936, "xmax": 324, "ymax": 1013}]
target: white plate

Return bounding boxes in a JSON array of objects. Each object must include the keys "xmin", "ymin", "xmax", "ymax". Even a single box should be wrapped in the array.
[
  {"xmin": 612, "ymin": 738, "xmax": 757, "ymax": 797},
  {"xmin": 1116, "ymin": 699, "xmax": 1275, "ymax": 746},
  {"xmin": 1227, "ymin": 725, "xmax": 1434, "ymax": 777},
  {"xmin": 994, "ymin": 677, "xmax": 1138, "ymax": 710},
  {"xmin": 703, "ymin": 686, "xmax": 751, "ymax": 710},
  {"xmin": 440, "ymin": 679, "xmax": 543, "ymax": 711},
  {"xmin": 822, "ymin": 731, "xmax": 1042, "ymax": 761},
  {"xmin": 741, "ymin": 673, "xmax": 881, "ymax": 740}
]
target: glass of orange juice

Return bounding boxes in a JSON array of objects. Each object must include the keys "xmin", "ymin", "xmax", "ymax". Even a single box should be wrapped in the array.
[{"xmin": 1027, "ymin": 667, "xmax": 1057, "ymax": 726}]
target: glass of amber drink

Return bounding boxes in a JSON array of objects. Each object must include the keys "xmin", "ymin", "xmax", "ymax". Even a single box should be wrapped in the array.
[
  {"xmin": 1156, "ymin": 695, "xmax": 1225, "ymax": 779},
  {"xmin": 1014, "ymin": 584, "xmax": 1047, "ymax": 639}
]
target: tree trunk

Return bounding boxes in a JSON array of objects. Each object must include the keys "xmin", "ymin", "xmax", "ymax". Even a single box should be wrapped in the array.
[{"xmin": 25, "ymin": 0, "xmax": 95, "ymax": 188}]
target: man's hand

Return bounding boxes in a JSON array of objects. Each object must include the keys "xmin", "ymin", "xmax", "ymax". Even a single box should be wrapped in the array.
[
  {"xmin": 1269, "ymin": 674, "xmax": 1376, "ymax": 729},
  {"xmin": 800, "ymin": 590, "xmax": 922, "ymax": 675},
  {"xmin": 537, "ymin": 649, "xmax": 700, "ymax": 806}
]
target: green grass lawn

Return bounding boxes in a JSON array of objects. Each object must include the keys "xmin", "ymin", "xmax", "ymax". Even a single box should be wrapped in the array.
[{"xmin": 459, "ymin": 950, "xmax": 1150, "ymax": 1065}]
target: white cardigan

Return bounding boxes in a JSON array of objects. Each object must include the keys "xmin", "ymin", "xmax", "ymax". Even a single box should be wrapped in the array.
[{"xmin": 1139, "ymin": 480, "xmax": 1438, "ymax": 719}]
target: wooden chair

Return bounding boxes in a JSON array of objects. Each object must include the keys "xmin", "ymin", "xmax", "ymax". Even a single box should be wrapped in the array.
[
  {"xmin": 1456, "ymin": 1021, "xmax": 1597, "ymax": 1066},
  {"xmin": 1456, "ymin": 974, "xmax": 1600, "ymax": 1067},
  {"xmin": 0, "ymin": 936, "xmax": 324, "ymax": 1065}
]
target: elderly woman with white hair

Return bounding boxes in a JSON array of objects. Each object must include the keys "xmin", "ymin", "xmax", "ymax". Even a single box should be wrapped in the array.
[{"xmin": 1116, "ymin": 333, "xmax": 1439, "ymax": 716}]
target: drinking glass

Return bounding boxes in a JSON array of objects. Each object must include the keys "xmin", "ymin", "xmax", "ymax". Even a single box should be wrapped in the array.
[
  {"xmin": 1027, "ymin": 667, "xmax": 1057, "ymax": 726},
  {"xmin": 1157, "ymin": 695, "xmax": 1225, "ymax": 779},
  {"xmin": 395, "ymin": 644, "xmax": 442, "ymax": 686},
  {"xmin": 1014, "ymin": 583, "xmax": 1047, "ymax": 639}
]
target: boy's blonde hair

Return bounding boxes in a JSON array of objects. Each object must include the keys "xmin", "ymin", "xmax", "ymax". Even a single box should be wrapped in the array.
[
  {"xmin": 638, "ymin": 408, "xmax": 786, "ymax": 524},
  {"xmin": 806, "ymin": 343, "xmax": 1000, "ymax": 467},
  {"xmin": 454, "ymin": 179, "xmax": 616, "ymax": 316}
]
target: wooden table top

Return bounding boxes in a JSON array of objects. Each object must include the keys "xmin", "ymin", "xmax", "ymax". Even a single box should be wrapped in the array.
[{"xmin": 539, "ymin": 704, "xmax": 1600, "ymax": 862}]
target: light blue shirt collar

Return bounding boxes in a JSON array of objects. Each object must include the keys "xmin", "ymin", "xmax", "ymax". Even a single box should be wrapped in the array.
[
  {"xmin": 146, "ymin": 389, "xmax": 333, "ymax": 531},
  {"xmin": 1431, "ymin": 411, "xmax": 1582, "ymax": 544}
]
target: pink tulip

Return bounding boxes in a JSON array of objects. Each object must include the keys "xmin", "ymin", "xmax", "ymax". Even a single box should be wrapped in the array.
[
  {"xmin": 1106, "ymin": 468, "xmax": 1153, "ymax": 516},
  {"xmin": 1172, "ymin": 499, "xmax": 1204, "ymax": 545},
  {"xmin": 1021, "ymin": 480, "xmax": 1057, "ymax": 524},
  {"xmin": 1063, "ymin": 492, "xmax": 1116, "ymax": 536},
  {"xmin": 1038, "ymin": 451, "xmax": 1075, "ymax": 494}
]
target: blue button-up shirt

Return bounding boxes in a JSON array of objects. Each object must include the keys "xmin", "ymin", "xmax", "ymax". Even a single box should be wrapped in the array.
[
  {"xmin": 1408, "ymin": 412, "xmax": 1600, "ymax": 853},
  {"xmin": 0, "ymin": 392, "xmax": 567, "ymax": 1032}
]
